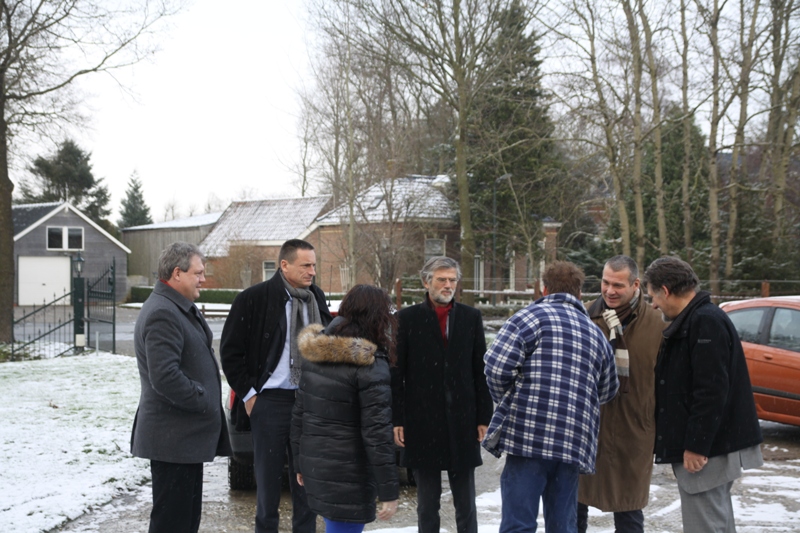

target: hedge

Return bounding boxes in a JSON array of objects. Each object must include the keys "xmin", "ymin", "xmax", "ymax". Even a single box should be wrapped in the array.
[{"xmin": 128, "ymin": 286, "xmax": 243, "ymax": 304}]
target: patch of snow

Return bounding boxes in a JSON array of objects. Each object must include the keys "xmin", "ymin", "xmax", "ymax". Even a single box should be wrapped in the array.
[{"xmin": 0, "ymin": 353, "xmax": 148, "ymax": 533}]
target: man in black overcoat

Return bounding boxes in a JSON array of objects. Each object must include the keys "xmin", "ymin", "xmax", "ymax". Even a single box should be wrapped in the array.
[
  {"xmin": 221, "ymin": 239, "xmax": 332, "ymax": 533},
  {"xmin": 391, "ymin": 256, "xmax": 493, "ymax": 533}
]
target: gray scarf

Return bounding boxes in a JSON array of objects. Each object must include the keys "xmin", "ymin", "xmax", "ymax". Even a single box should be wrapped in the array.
[{"xmin": 280, "ymin": 271, "xmax": 322, "ymax": 385}]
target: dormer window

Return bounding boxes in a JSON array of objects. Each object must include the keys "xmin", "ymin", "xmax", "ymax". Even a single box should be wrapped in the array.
[{"xmin": 47, "ymin": 226, "xmax": 84, "ymax": 250}]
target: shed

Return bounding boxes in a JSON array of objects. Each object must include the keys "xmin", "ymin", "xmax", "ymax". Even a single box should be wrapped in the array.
[
  {"xmin": 13, "ymin": 202, "xmax": 131, "ymax": 304},
  {"xmin": 121, "ymin": 211, "xmax": 222, "ymax": 285}
]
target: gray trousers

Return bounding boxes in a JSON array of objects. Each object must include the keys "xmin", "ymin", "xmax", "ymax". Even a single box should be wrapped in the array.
[{"xmin": 677, "ymin": 480, "xmax": 736, "ymax": 533}]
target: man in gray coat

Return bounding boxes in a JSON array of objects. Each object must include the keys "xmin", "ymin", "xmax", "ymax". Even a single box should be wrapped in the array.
[{"xmin": 131, "ymin": 242, "xmax": 231, "ymax": 533}]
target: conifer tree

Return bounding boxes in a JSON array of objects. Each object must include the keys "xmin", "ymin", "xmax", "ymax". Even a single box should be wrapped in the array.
[
  {"xmin": 18, "ymin": 139, "xmax": 112, "ymax": 226},
  {"xmin": 118, "ymin": 172, "xmax": 153, "ymax": 228}
]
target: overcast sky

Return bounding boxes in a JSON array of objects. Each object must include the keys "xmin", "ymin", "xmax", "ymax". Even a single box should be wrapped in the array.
[{"xmin": 36, "ymin": 1, "xmax": 313, "ymax": 222}]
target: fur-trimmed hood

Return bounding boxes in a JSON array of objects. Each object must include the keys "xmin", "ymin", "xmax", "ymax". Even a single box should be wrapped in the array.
[{"xmin": 298, "ymin": 323, "xmax": 378, "ymax": 366}]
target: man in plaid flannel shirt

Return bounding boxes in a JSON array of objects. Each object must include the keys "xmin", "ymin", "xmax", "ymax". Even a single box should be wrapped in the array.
[{"xmin": 483, "ymin": 261, "xmax": 618, "ymax": 533}]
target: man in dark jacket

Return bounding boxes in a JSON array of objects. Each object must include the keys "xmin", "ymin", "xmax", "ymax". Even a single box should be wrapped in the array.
[
  {"xmin": 221, "ymin": 239, "xmax": 332, "ymax": 533},
  {"xmin": 578, "ymin": 255, "xmax": 663, "ymax": 533},
  {"xmin": 391, "ymin": 256, "xmax": 493, "ymax": 533},
  {"xmin": 644, "ymin": 256, "xmax": 763, "ymax": 532},
  {"xmin": 131, "ymin": 242, "xmax": 231, "ymax": 533}
]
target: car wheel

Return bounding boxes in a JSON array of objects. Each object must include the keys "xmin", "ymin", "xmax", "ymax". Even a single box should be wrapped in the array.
[{"xmin": 228, "ymin": 457, "xmax": 256, "ymax": 490}]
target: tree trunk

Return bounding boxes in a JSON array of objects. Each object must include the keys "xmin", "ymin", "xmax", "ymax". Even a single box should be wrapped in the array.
[
  {"xmin": 586, "ymin": 7, "xmax": 631, "ymax": 257},
  {"xmin": 454, "ymin": 85, "xmax": 475, "ymax": 303},
  {"xmin": 707, "ymin": 0, "xmax": 722, "ymax": 296},
  {"xmin": 622, "ymin": 0, "xmax": 646, "ymax": 267},
  {"xmin": 725, "ymin": 0, "xmax": 761, "ymax": 280},
  {"xmin": 681, "ymin": 0, "xmax": 694, "ymax": 263},
  {"xmin": 639, "ymin": 2, "xmax": 668, "ymax": 255},
  {"xmin": 775, "ymin": 65, "xmax": 800, "ymax": 240},
  {"xmin": 0, "ymin": 100, "xmax": 12, "ymax": 343}
]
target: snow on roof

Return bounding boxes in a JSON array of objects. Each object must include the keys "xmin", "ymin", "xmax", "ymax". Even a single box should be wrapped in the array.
[
  {"xmin": 316, "ymin": 175, "xmax": 454, "ymax": 225},
  {"xmin": 200, "ymin": 196, "xmax": 331, "ymax": 257},
  {"xmin": 123, "ymin": 211, "xmax": 223, "ymax": 231}
]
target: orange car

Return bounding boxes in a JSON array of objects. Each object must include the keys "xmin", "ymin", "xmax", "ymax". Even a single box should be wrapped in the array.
[{"xmin": 720, "ymin": 296, "xmax": 800, "ymax": 426}]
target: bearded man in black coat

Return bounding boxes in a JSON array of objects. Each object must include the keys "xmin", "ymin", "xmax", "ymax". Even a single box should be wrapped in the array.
[{"xmin": 391, "ymin": 256, "xmax": 493, "ymax": 533}]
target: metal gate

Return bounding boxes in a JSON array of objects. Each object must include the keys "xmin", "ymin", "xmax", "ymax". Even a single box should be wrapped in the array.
[
  {"xmin": 86, "ymin": 258, "xmax": 116, "ymax": 354},
  {"xmin": 11, "ymin": 290, "xmax": 75, "ymax": 359}
]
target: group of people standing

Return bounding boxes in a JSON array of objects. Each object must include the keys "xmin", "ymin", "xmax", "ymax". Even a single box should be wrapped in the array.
[{"xmin": 129, "ymin": 238, "xmax": 763, "ymax": 533}]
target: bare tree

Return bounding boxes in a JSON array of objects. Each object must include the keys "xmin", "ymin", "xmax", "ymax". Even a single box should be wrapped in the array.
[
  {"xmin": 162, "ymin": 198, "xmax": 179, "ymax": 221},
  {"xmin": 541, "ymin": 0, "xmax": 635, "ymax": 256},
  {"xmin": 638, "ymin": 0, "xmax": 669, "ymax": 256},
  {"xmin": 759, "ymin": 0, "xmax": 800, "ymax": 240},
  {"xmin": 324, "ymin": 0, "xmax": 529, "ymax": 304},
  {"xmin": 0, "ymin": 0, "xmax": 180, "ymax": 342},
  {"xmin": 204, "ymin": 192, "xmax": 226, "ymax": 214},
  {"xmin": 679, "ymin": 0, "xmax": 696, "ymax": 262},
  {"xmin": 724, "ymin": 0, "xmax": 766, "ymax": 279}
]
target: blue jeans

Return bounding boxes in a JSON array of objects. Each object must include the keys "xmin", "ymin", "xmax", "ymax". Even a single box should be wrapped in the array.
[
  {"xmin": 323, "ymin": 518, "xmax": 365, "ymax": 533},
  {"xmin": 500, "ymin": 455, "xmax": 579, "ymax": 533}
]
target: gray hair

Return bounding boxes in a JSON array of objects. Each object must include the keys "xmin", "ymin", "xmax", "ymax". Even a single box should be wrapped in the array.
[
  {"xmin": 158, "ymin": 242, "xmax": 204, "ymax": 280},
  {"xmin": 605, "ymin": 255, "xmax": 639, "ymax": 284},
  {"xmin": 420, "ymin": 256, "xmax": 461, "ymax": 284}
]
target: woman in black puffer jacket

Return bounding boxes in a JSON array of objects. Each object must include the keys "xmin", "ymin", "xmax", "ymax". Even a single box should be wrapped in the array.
[{"xmin": 290, "ymin": 285, "xmax": 399, "ymax": 533}]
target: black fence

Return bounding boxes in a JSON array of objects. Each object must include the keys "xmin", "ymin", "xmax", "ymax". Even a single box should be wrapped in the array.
[
  {"xmin": 86, "ymin": 258, "xmax": 116, "ymax": 354},
  {"xmin": 11, "ymin": 290, "xmax": 76, "ymax": 360},
  {"xmin": 11, "ymin": 259, "xmax": 116, "ymax": 359}
]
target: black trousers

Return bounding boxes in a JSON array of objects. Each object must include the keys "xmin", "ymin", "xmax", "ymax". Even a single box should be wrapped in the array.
[
  {"xmin": 250, "ymin": 388, "xmax": 316, "ymax": 533},
  {"xmin": 149, "ymin": 460, "xmax": 204, "ymax": 533},
  {"xmin": 413, "ymin": 467, "xmax": 477, "ymax": 533},
  {"xmin": 577, "ymin": 502, "xmax": 644, "ymax": 533}
]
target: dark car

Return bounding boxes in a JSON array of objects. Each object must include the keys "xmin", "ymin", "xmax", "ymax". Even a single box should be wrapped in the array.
[
  {"xmin": 224, "ymin": 388, "xmax": 415, "ymax": 490},
  {"xmin": 720, "ymin": 296, "xmax": 800, "ymax": 427},
  {"xmin": 224, "ymin": 388, "xmax": 258, "ymax": 490}
]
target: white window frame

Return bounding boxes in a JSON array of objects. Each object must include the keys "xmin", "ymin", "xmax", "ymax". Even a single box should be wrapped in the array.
[
  {"xmin": 46, "ymin": 226, "xmax": 84, "ymax": 251},
  {"xmin": 424, "ymin": 238, "xmax": 445, "ymax": 261},
  {"xmin": 262, "ymin": 260, "xmax": 277, "ymax": 281}
]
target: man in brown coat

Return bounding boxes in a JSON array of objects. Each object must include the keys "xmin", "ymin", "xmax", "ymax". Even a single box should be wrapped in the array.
[{"xmin": 577, "ymin": 255, "xmax": 664, "ymax": 533}]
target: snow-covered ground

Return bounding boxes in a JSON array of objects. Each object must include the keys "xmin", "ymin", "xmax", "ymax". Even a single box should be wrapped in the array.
[
  {"xmin": 0, "ymin": 353, "xmax": 148, "ymax": 533},
  {"xmin": 3, "ymin": 352, "xmax": 800, "ymax": 533}
]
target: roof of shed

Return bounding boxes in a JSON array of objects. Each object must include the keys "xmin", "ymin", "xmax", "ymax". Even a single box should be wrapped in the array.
[
  {"xmin": 12, "ymin": 201, "xmax": 131, "ymax": 253},
  {"xmin": 122, "ymin": 211, "xmax": 223, "ymax": 232},
  {"xmin": 200, "ymin": 196, "xmax": 331, "ymax": 257},
  {"xmin": 12, "ymin": 202, "xmax": 62, "ymax": 236}
]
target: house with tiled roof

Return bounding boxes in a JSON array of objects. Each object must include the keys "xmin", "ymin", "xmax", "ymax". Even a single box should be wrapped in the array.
[
  {"xmin": 304, "ymin": 175, "xmax": 459, "ymax": 293},
  {"xmin": 198, "ymin": 196, "xmax": 332, "ymax": 289},
  {"xmin": 12, "ymin": 202, "xmax": 130, "ymax": 304},
  {"xmin": 195, "ymin": 177, "xmax": 461, "ymax": 293}
]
